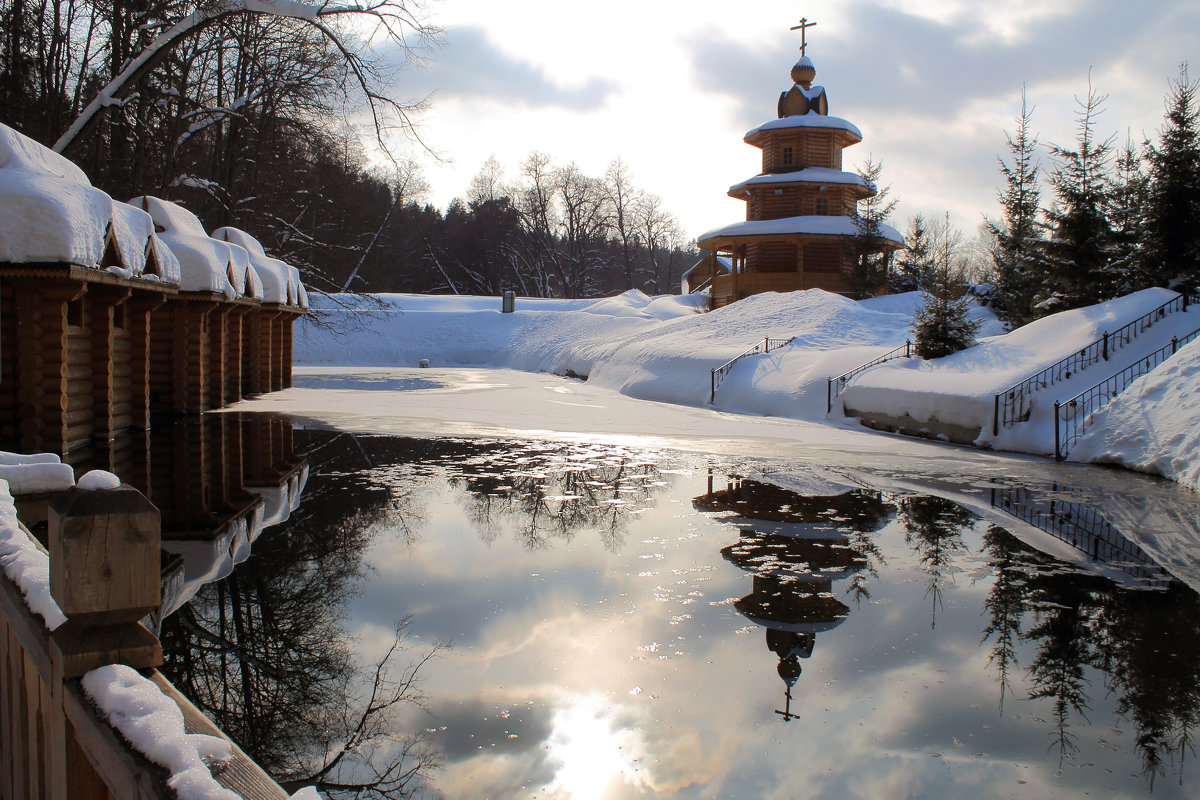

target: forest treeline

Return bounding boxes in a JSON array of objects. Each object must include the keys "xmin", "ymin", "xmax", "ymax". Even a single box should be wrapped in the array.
[
  {"xmin": 0, "ymin": 0, "xmax": 697, "ymax": 297},
  {"xmin": 892, "ymin": 67, "xmax": 1200, "ymax": 334}
]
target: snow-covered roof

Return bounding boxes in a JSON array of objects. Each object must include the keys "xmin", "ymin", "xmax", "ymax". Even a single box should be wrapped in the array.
[
  {"xmin": 744, "ymin": 113, "xmax": 862, "ymax": 143},
  {"xmin": 212, "ymin": 227, "xmax": 308, "ymax": 309},
  {"xmin": 0, "ymin": 123, "xmax": 179, "ymax": 283},
  {"xmin": 729, "ymin": 168, "xmax": 873, "ymax": 194},
  {"xmin": 697, "ymin": 215, "xmax": 904, "ymax": 245},
  {"xmin": 129, "ymin": 196, "xmax": 241, "ymax": 299}
]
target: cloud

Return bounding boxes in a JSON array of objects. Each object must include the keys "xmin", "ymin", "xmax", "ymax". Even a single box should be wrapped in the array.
[
  {"xmin": 687, "ymin": 0, "xmax": 1188, "ymax": 132},
  {"xmin": 401, "ymin": 25, "xmax": 619, "ymax": 111}
]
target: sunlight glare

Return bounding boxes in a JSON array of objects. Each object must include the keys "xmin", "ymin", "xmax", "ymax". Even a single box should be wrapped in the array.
[{"xmin": 543, "ymin": 695, "xmax": 648, "ymax": 799}]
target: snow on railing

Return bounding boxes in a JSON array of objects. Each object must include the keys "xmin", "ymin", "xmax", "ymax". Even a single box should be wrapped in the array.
[
  {"xmin": 710, "ymin": 337, "xmax": 794, "ymax": 403},
  {"xmin": 826, "ymin": 340, "xmax": 913, "ymax": 413},
  {"xmin": 1053, "ymin": 325, "xmax": 1200, "ymax": 461},
  {"xmin": 993, "ymin": 292, "xmax": 1199, "ymax": 436}
]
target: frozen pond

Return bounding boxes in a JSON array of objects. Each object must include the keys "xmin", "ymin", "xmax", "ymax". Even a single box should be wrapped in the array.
[{"xmin": 155, "ymin": 369, "xmax": 1200, "ymax": 798}]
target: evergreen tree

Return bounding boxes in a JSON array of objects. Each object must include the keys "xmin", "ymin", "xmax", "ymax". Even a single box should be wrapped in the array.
[
  {"xmin": 846, "ymin": 156, "xmax": 899, "ymax": 297},
  {"xmin": 912, "ymin": 213, "xmax": 981, "ymax": 358},
  {"xmin": 892, "ymin": 213, "xmax": 933, "ymax": 292},
  {"xmin": 985, "ymin": 89, "xmax": 1043, "ymax": 328},
  {"xmin": 1142, "ymin": 64, "xmax": 1200, "ymax": 293},
  {"xmin": 1035, "ymin": 80, "xmax": 1119, "ymax": 312},
  {"xmin": 1110, "ymin": 135, "xmax": 1150, "ymax": 292}
]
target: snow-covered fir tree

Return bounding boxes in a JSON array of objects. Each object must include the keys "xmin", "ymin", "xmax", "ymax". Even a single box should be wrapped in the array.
[
  {"xmin": 893, "ymin": 214, "xmax": 933, "ymax": 292},
  {"xmin": 1142, "ymin": 64, "xmax": 1200, "ymax": 293},
  {"xmin": 1109, "ymin": 136, "xmax": 1150, "ymax": 292},
  {"xmin": 1035, "ymin": 82, "xmax": 1119, "ymax": 313},
  {"xmin": 985, "ymin": 90, "xmax": 1043, "ymax": 328},
  {"xmin": 846, "ymin": 156, "xmax": 899, "ymax": 297},
  {"xmin": 911, "ymin": 214, "xmax": 981, "ymax": 359}
]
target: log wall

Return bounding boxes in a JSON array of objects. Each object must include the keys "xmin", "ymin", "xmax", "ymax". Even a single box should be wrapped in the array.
[{"xmin": 0, "ymin": 267, "xmax": 304, "ymax": 459}]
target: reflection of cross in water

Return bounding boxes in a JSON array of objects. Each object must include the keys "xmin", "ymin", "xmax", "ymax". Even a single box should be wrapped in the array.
[
  {"xmin": 790, "ymin": 17, "xmax": 817, "ymax": 56},
  {"xmin": 775, "ymin": 686, "xmax": 800, "ymax": 721}
]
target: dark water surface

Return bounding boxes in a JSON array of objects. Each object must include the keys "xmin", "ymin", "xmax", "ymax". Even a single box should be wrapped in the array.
[{"xmin": 149, "ymin": 422, "xmax": 1200, "ymax": 800}]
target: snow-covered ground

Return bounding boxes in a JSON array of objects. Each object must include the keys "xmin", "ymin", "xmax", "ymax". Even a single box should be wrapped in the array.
[{"xmin": 293, "ymin": 287, "xmax": 1200, "ymax": 492}]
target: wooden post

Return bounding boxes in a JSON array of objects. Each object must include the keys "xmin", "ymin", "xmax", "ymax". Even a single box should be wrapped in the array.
[{"xmin": 48, "ymin": 482, "xmax": 163, "ymax": 679}]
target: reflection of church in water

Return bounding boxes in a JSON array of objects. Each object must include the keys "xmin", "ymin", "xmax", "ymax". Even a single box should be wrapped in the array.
[{"xmin": 695, "ymin": 475, "xmax": 893, "ymax": 720}]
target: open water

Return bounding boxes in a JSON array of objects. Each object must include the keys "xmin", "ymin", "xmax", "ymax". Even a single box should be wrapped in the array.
[{"xmin": 149, "ymin": 415, "xmax": 1200, "ymax": 800}]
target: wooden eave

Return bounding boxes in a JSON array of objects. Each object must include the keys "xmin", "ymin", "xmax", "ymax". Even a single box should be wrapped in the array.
[
  {"xmin": 744, "ymin": 125, "xmax": 862, "ymax": 151},
  {"xmin": 729, "ymin": 180, "xmax": 874, "ymax": 201},
  {"xmin": 700, "ymin": 230, "xmax": 857, "ymax": 253},
  {"xmin": 0, "ymin": 262, "xmax": 180, "ymax": 296}
]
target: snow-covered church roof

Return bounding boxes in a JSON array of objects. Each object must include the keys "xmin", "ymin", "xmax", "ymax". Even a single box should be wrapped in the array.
[
  {"xmin": 697, "ymin": 215, "xmax": 905, "ymax": 246},
  {"xmin": 744, "ymin": 114, "xmax": 863, "ymax": 144},
  {"xmin": 729, "ymin": 167, "xmax": 874, "ymax": 195}
]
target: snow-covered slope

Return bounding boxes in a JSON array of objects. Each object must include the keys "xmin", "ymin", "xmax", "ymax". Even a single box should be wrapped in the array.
[
  {"xmin": 1070, "ymin": 337, "xmax": 1200, "ymax": 491},
  {"xmin": 840, "ymin": 288, "xmax": 1200, "ymax": 453}
]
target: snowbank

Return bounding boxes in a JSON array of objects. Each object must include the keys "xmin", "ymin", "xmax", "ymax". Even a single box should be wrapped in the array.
[
  {"xmin": 841, "ymin": 288, "xmax": 1200, "ymax": 453},
  {"xmin": 131, "ymin": 196, "xmax": 239, "ymax": 298},
  {"xmin": 295, "ymin": 285, "xmax": 1200, "ymax": 493},
  {"xmin": 0, "ymin": 123, "xmax": 177, "ymax": 282},
  {"xmin": 1070, "ymin": 337, "xmax": 1200, "ymax": 491},
  {"xmin": 297, "ymin": 289, "xmax": 936, "ymax": 412},
  {"xmin": 212, "ymin": 227, "xmax": 307, "ymax": 308}
]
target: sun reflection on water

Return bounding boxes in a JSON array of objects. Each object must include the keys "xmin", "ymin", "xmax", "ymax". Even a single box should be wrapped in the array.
[{"xmin": 543, "ymin": 694, "xmax": 648, "ymax": 799}]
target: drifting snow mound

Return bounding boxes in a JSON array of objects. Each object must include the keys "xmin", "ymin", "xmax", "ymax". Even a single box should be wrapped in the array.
[{"xmin": 1070, "ymin": 337, "xmax": 1200, "ymax": 491}]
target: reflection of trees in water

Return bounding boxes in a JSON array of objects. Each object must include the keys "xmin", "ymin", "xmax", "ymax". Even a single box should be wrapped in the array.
[
  {"xmin": 978, "ymin": 524, "xmax": 1200, "ymax": 785},
  {"xmin": 898, "ymin": 496, "xmax": 975, "ymax": 628},
  {"xmin": 159, "ymin": 429, "xmax": 452, "ymax": 798},
  {"xmin": 446, "ymin": 441, "xmax": 667, "ymax": 551}
]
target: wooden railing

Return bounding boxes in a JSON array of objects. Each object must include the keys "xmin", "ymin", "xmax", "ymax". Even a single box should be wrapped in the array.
[{"xmin": 0, "ymin": 481, "xmax": 289, "ymax": 800}]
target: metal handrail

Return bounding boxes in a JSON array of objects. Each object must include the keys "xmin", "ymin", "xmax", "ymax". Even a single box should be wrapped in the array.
[
  {"xmin": 710, "ymin": 337, "xmax": 794, "ymax": 403},
  {"xmin": 993, "ymin": 292, "xmax": 1198, "ymax": 435},
  {"xmin": 826, "ymin": 340, "xmax": 913, "ymax": 413},
  {"xmin": 1053, "ymin": 326, "xmax": 1200, "ymax": 460},
  {"xmin": 989, "ymin": 485, "xmax": 1174, "ymax": 588}
]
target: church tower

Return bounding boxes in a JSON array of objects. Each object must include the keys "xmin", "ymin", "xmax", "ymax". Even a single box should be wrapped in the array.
[{"xmin": 698, "ymin": 19, "xmax": 903, "ymax": 309}]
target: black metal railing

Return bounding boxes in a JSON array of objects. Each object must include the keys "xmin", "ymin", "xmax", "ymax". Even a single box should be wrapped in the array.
[
  {"xmin": 1053, "ymin": 326, "xmax": 1200, "ymax": 460},
  {"xmin": 826, "ymin": 340, "xmax": 912, "ymax": 413},
  {"xmin": 992, "ymin": 292, "xmax": 1198, "ymax": 435},
  {"xmin": 989, "ymin": 484, "xmax": 1175, "ymax": 589},
  {"xmin": 710, "ymin": 337, "xmax": 794, "ymax": 403}
]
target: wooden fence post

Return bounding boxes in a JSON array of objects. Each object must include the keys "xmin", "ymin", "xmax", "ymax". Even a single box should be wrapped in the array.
[{"xmin": 48, "ymin": 481, "xmax": 162, "ymax": 679}]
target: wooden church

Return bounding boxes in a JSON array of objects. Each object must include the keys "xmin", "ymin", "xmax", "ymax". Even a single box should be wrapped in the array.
[{"xmin": 697, "ymin": 19, "xmax": 904, "ymax": 309}]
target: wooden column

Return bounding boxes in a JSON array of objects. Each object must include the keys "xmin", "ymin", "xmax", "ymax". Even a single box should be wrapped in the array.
[
  {"xmin": 87, "ymin": 286, "xmax": 132, "ymax": 445},
  {"xmin": 13, "ymin": 281, "xmax": 87, "ymax": 457},
  {"xmin": 128, "ymin": 293, "xmax": 166, "ymax": 429},
  {"xmin": 225, "ymin": 307, "xmax": 249, "ymax": 405},
  {"xmin": 280, "ymin": 311, "xmax": 294, "ymax": 389},
  {"xmin": 206, "ymin": 305, "xmax": 228, "ymax": 412},
  {"xmin": 0, "ymin": 278, "xmax": 18, "ymax": 449}
]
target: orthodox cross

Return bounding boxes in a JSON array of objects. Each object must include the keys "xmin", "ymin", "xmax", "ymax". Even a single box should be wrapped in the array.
[
  {"xmin": 790, "ymin": 17, "xmax": 817, "ymax": 55},
  {"xmin": 775, "ymin": 686, "xmax": 801, "ymax": 722}
]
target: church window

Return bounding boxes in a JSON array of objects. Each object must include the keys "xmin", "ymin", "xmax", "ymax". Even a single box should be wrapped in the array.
[
  {"xmin": 815, "ymin": 197, "xmax": 829, "ymax": 215},
  {"xmin": 782, "ymin": 146, "xmax": 794, "ymax": 166}
]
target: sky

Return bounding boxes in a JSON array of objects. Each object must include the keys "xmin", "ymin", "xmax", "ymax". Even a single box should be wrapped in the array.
[{"xmin": 381, "ymin": 0, "xmax": 1200, "ymax": 247}]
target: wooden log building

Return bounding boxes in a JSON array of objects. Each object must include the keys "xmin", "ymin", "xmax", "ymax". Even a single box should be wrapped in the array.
[
  {"xmin": 0, "ymin": 124, "xmax": 308, "ymax": 461},
  {"xmin": 697, "ymin": 19, "xmax": 904, "ymax": 309}
]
